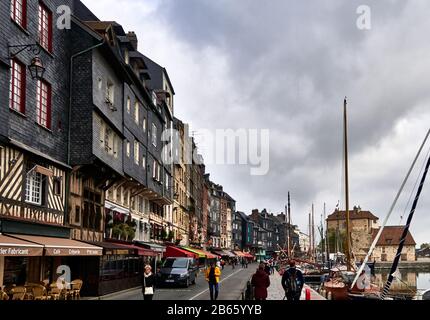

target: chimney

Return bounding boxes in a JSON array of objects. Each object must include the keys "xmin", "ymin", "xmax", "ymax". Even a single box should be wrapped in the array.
[{"xmin": 127, "ymin": 31, "xmax": 138, "ymax": 50}]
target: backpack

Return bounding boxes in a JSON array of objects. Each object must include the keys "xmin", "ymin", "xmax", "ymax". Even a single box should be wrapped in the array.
[{"xmin": 287, "ymin": 269, "xmax": 298, "ymax": 293}]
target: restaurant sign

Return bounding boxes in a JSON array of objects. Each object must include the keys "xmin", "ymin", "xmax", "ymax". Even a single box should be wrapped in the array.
[
  {"xmin": 45, "ymin": 247, "xmax": 103, "ymax": 256},
  {"xmin": 0, "ymin": 246, "xmax": 43, "ymax": 256}
]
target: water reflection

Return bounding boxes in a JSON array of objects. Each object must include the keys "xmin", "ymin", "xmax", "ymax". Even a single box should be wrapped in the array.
[{"xmin": 374, "ymin": 270, "xmax": 430, "ymax": 297}]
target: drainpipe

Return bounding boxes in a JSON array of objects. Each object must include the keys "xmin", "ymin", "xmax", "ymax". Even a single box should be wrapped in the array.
[{"xmin": 65, "ymin": 39, "xmax": 105, "ymax": 228}]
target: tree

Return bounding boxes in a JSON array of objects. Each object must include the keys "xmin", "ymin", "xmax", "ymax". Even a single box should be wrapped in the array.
[{"xmin": 420, "ymin": 243, "xmax": 430, "ymax": 249}]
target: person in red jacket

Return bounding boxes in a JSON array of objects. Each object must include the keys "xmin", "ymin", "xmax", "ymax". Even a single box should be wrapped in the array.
[{"xmin": 251, "ymin": 263, "xmax": 271, "ymax": 300}]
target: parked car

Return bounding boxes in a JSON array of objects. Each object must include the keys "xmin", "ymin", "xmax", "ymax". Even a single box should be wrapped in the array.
[{"xmin": 156, "ymin": 257, "xmax": 198, "ymax": 287}]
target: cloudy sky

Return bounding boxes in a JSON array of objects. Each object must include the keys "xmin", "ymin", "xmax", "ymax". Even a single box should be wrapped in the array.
[{"xmin": 81, "ymin": 0, "xmax": 430, "ymax": 246}]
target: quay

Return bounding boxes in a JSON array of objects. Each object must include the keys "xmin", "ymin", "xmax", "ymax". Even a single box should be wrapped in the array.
[{"xmin": 267, "ymin": 272, "xmax": 326, "ymax": 300}]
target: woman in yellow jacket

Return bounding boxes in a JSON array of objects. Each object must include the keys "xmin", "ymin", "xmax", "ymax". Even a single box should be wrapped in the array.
[{"xmin": 205, "ymin": 261, "xmax": 221, "ymax": 300}]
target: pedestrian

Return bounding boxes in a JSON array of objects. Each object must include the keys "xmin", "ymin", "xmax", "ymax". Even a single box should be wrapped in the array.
[
  {"xmin": 205, "ymin": 261, "xmax": 221, "ymax": 300},
  {"xmin": 281, "ymin": 260, "xmax": 304, "ymax": 301},
  {"xmin": 251, "ymin": 263, "xmax": 271, "ymax": 300},
  {"xmin": 142, "ymin": 265, "xmax": 155, "ymax": 300},
  {"xmin": 264, "ymin": 262, "xmax": 271, "ymax": 275},
  {"xmin": 232, "ymin": 258, "xmax": 235, "ymax": 269},
  {"xmin": 245, "ymin": 259, "xmax": 248, "ymax": 268},
  {"xmin": 221, "ymin": 259, "xmax": 225, "ymax": 270}
]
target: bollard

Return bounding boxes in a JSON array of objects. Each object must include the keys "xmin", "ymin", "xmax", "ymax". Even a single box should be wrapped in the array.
[{"xmin": 305, "ymin": 287, "xmax": 311, "ymax": 300}]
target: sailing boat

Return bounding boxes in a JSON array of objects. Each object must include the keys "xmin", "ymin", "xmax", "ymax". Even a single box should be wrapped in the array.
[
  {"xmin": 348, "ymin": 128, "xmax": 430, "ymax": 300},
  {"xmin": 322, "ymin": 98, "xmax": 381, "ymax": 300}
]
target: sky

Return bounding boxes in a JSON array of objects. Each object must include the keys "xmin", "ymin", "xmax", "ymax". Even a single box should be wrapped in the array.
[{"xmin": 81, "ymin": 0, "xmax": 430, "ymax": 246}]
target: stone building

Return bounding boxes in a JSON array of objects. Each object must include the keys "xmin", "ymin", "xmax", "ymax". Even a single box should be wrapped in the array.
[
  {"xmin": 326, "ymin": 206, "xmax": 379, "ymax": 260},
  {"xmin": 371, "ymin": 226, "xmax": 416, "ymax": 262}
]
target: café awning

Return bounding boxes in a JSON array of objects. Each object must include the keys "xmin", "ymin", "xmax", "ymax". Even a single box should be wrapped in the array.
[
  {"xmin": 134, "ymin": 241, "xmax": 166, "ymax": 253},
  {"xmin": 243, "ymin": 252, "xmax": 254, "ymax": 259},
  {"xmin": 182, "ymin": 247, "xmax": 217, "ymax": 259},
  {"xmin": 0, "ymin": 234, "xmax": 44, "ymax": 257},
  {"xmin": 92, "ymin": 241, "xmax": 156, "ymax": 256},
  {"xmin": 164, "ymin": 246, "xmax": 198, "ymax": 258},
  {"xmin": 213, "ymin": 250, "xmax": 235, "ymax": 258},
  {"xmin": 9, "ymin": 234, "xmax": 103, "ymax": 256},
  {"xmin": 233, "ymin": 251, "xmax": 246, "ymax": 257}
]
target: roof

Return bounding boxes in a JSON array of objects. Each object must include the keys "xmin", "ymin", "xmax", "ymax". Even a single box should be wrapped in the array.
[
  {"xmin": 326, "ymin": 209, "xmax": 379, "ymax": 221},
  {"xmin": 141, "ymin": 54, "xmax": 175, "ymax": 94},
  {"xmin": 237, "ymin": 211, "xmax": 250, "ymax": 221},
  {"xmin": 371, "ymin": 226, "xmax": 416, "ymax": 246}
]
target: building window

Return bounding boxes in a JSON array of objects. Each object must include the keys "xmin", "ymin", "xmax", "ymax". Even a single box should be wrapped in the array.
[
  {"xmin": 152, "ymin": 91, "xmax": 157, "ymax": 106},
  {"xmin": 11, "ymin": 0, "xmax": 27, "ymax": 28},
  {"xmin": 165, "ymin": 173, "xmax": 169, "ymax": 189},
  {"xmin": 134, "ymin": 141, "xmax": 139, "ymax": 165},
  {"xmin": 142, "ymin": 155, "xmax": 146, "ymax": 169},
  {"xmin": 75, "ymin": 206, "xmax": 80, "ymax": 224},
  {"xmin": 134, "ymin": 101, "xmax": 139, "ymax": 124},
  {"xmin": 151, "ymin": 123, "xmax": 157, "ymax": 147},
  {"xmin": 124, "ymin": 48, "xmax": 129, "ymax": 64},
  {"xmin": 126, "ymin": 97, "xmax": 131, "ymax": 113},
  {"xmin": 126, "ymin": 141, "xmax": 130, "ymax": 157},
  {"xmin": 9, "ymin": 58, "xmax": 26, "ymax": 113},
  {"xmin": 38, "ymin": 2, "xmax": 52, "ymax": 52},
  {"xmin": 25, "ymin": 170, "xmax": 42, "ymax": 205},
  {"xmin": 53, "ymin": 177, "xmax": 61, "ymax": 196},
  {"xmin": 143, "ymin": 117, "xmax": 147, "ymax": 132},
  {"xmin": 104, "ymin": 128, "xmax": 112, "ymax": 153},
  {"xmin": 138, "ymin": 196, "xmax": 144, "ymax": 213},
  {"xmin": 106, "ymin": 80, "xmax": 114, "ymax": 105},
  {"xmin": 36, "ymin": 80, "xmax": 52, "ymax": 129}
]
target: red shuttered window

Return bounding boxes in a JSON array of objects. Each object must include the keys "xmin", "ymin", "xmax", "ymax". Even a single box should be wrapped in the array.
[
  {"xmin": 9, "ymin": 58, "xmax": 26, "ymax": 114},
  {"xmin": 36, "ymin": 80, "xmax": 52, "ymax": 129},
  {"xmin": 38, "ymin": 2, "xmax": 52, "ymax": 52},
  {"xmin": 11, "ymin": 0, "xmax": 27, "ymax": 28}
]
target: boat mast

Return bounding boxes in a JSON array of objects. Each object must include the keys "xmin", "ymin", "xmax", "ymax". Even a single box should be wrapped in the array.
[
  {"xmin": 381, "ymin": 151, "xmax": 430, "ymax": 299},
  {"xmin": 344, "ymin": 97, "xmax": 352, "ymax": 271},
  {"xmin": 312, "ymin": 203, "xmax": 316, "ymax": 262},
  {"xmin": 287, "ymin": 192, "xmax": 291, "ymax": 257},
  {"xmin": 308, "ymin": 212, "xmax": 312, "ymax": 260},
  {"xmin": 324, "ymin": 202, "xmax": 329, "ymax": 265}
]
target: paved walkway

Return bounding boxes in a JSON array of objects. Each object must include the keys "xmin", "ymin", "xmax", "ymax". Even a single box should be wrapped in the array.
[{"xmin": 267, "ymin": 271, "xmax": 326, "ymax": 300}]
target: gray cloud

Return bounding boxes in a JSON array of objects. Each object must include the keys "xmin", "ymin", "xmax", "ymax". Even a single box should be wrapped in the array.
[{"xmin": 82, "ymin": 0, "xmax": 430, "ymax": 245}]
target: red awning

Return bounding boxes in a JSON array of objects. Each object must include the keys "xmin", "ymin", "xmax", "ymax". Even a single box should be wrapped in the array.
[{"xmin": 164, "ymin": 246, "xmax": 198, "ymax": 258}]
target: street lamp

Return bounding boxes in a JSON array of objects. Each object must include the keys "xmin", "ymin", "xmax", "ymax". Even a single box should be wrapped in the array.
[
  {"xmin": 7, "ymin": 43, "xmax": 45, "ymax": 80},
  {"xmin": 28, "ymin": 57, "xmax": 46, "ymax": 80}
]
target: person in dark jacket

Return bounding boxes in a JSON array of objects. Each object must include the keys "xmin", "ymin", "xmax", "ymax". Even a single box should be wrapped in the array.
[
  {"xmin": 264, "ymin": 262, "xmax": 271, "ymax": 275},
  {"xmin": 142, "ymin": 265, "xmax": 155, "ymax": 300},
  {"xmin": 281, "ymin": 260, "xmax": 304, "ymax": 301},
  {"xmin": 251, "ymin": 263, "xmax": 271, "ymax": 300}
]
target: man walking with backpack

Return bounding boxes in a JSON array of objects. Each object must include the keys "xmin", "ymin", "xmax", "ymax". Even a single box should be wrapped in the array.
[{"xmin": 281, "ymin": 260, "xmax": 304, "ymax": 301}]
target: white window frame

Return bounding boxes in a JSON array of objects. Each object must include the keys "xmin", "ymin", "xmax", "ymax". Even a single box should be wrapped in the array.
[
  {"xmin": 142, "ymin": 155, "xmax": 146, "ymax": 169},
  {"xmin": 25, "ymin": 171, "xmax": 42, "ymax": 205},
  {"xmin": 143, "ymin": 117, "xmax": 147, "ymax": 132},
  {"xmin": 134, "ymin": 140, "xmax": 139, "ymax": 165},
  {"xmin": 126, "ymin": 97, "xmax": 131, "ymax": 114},
  {"xmin": 126, "ymin": 141, "xmax": 130, "ymax": 157},
  {"xmin": 134, "ymin": 101, "xmax": 139, "ymax": 124},
  {"xmin": 151, "ymin": 123, "xmax": 157, "ymax": 147}
]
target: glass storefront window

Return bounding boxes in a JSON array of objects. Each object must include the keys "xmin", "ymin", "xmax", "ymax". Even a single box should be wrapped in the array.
[{"xmin": 4, "ymin": 257, "xmax": 28, "ymax": 286}]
